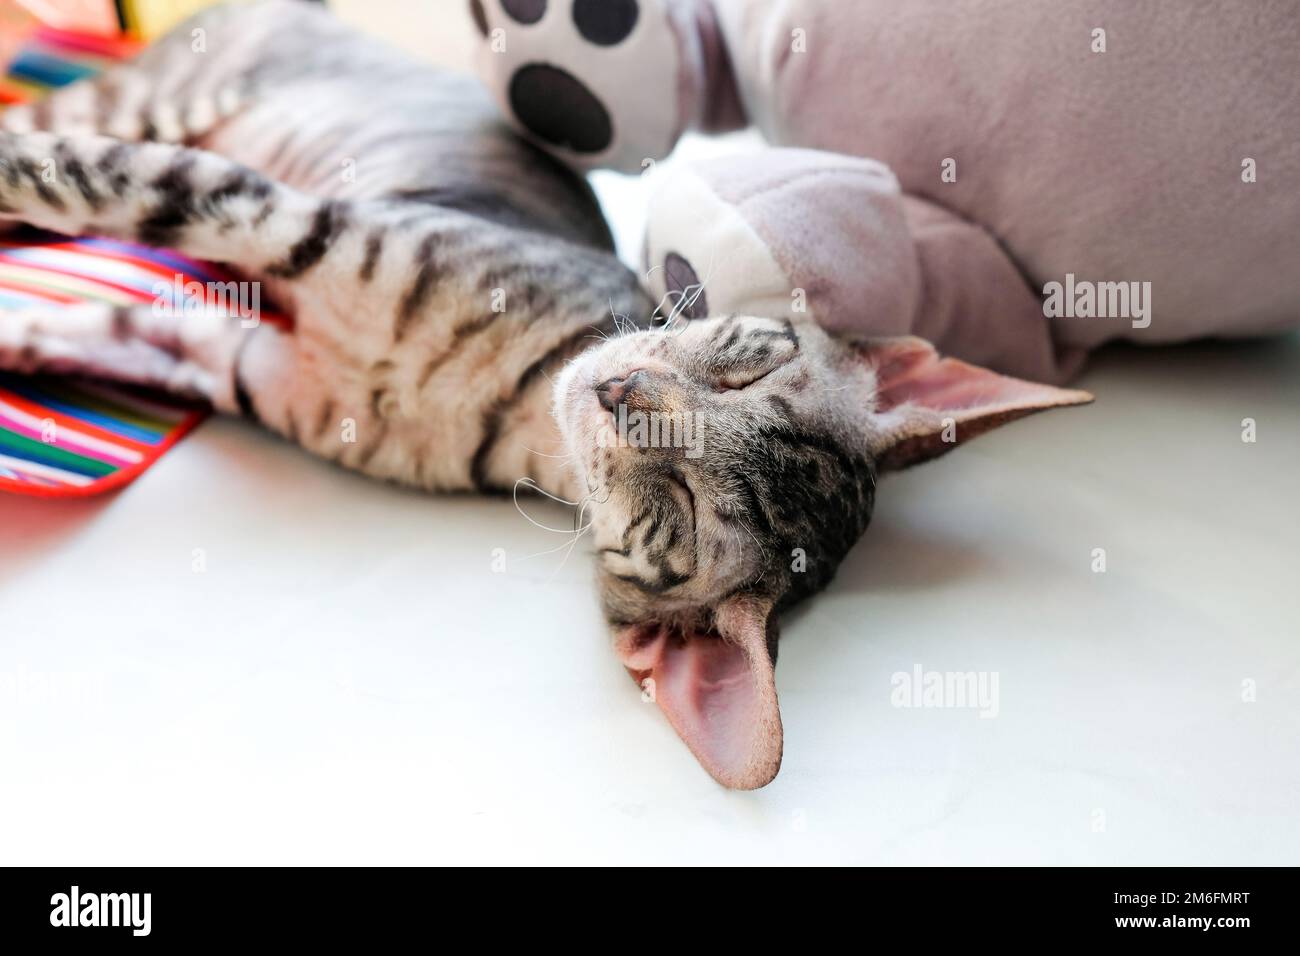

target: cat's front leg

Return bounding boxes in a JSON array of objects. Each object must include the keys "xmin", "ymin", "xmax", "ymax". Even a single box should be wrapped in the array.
[{"xmin": 0, "ymin": 130, "xmax": 344, "ymax": 278}]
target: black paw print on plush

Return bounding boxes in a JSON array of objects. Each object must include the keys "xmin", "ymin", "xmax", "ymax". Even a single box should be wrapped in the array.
[{"xmin": 471, "ymin": 0, "xmax": 641, "ymax": 154}]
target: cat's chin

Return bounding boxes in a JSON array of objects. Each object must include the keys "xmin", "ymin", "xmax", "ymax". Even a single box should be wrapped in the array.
[
  {"xmin": 551, "ymin": 345, "xmax": 621, "ymax": 465},
  {"xmin": 548, "ymin": 348, "xmax": 577, "ymax": 417}
]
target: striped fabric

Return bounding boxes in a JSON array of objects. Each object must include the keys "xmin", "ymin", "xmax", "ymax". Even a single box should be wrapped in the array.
[
  {"xmin": 0, "ymin": 229, "xmax": 267, "ymax": 495},
  {"xmin": 0, "ymin": 24, "xmax": 139, "ymax": 104},
  {"xmin": 0, "ymin": 371, "xmax": 203, "ymax": 495},
  {"xmin": 1, "ymin": 26, "xmax": 254, "ymax": 497},
  {"xmin": 8, "ymin": 1, "xmax": 121, "ymax": 39}
]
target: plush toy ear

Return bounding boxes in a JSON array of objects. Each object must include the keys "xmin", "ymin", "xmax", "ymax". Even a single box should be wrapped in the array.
[
  {"xmin": 613, "ymin": 595, "xmax": 782, "ymax": 790},
  {"xmin": 858, "ymin": 337, "xmax": 1093, "ymax": 471}
]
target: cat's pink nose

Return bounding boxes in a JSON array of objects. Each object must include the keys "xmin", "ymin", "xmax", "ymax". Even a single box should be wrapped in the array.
[{"xmin": 596, "ymin": 370, "xmax": 646, "ymax": 412}]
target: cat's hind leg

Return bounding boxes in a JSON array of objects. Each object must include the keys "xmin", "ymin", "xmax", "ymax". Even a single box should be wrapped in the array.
[
  {"xmin": 0, "ymin": 299, "xmax": 411, "ymax": 488},
  {"xmin": 0, "ymin": 302, "xmax": 255, "ymax": 410},
  {"xmin": 0, "ymin": 132, "xmax": 403, "ymax": 476},
  {"xmin": 0, "ymin": 2, "xmax": 255, "ymax": 144},
  {"xmin": 0, "ymin": 68, "xmax": 244, "ymax": 144},
  {"xmin": 0, "ymin": 299, "xmax": 356, "ymax": 466}
]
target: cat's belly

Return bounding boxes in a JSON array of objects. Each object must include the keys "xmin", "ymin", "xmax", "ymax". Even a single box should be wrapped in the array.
[
  {"xmin": 266, "ymin": 280, "xmax": 594, "ymax": 498},
  {"xmin": 198, "ymin": 96, "xmax": 421, "ymax": 202}
]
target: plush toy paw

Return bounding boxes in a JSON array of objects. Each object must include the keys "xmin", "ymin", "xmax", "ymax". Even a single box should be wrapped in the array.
[{"xmin": 469, "ymin": 0, "xmax": 694, "ymax": 172}]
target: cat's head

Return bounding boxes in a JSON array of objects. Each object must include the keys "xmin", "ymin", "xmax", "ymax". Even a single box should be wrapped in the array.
[{"xmin": 552, "ymin": 315, "xmax": 1090, "ymax": 788}]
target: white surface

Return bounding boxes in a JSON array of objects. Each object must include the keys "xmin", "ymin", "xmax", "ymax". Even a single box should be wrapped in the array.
[
  {"xmin": 2, "ymin": 5, "xmax": 1298, "ymax": 866},
  {"xmin": 3, "ymin": 325, "xmax": 1296, "ymax": 865}
]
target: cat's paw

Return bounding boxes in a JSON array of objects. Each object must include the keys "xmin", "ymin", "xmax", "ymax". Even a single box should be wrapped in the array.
[
  {"xmin": 470, "ymin": 0, "xmax": 684, "ymax": 172},
  {"xmin": 0, "ymin": 305, "xmax": 88, "ymax": 375}
]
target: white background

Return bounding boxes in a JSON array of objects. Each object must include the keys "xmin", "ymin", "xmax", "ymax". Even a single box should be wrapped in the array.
[{"xmin": 0, "ymin": 0, "xmax": 1296, "ymax": 865}]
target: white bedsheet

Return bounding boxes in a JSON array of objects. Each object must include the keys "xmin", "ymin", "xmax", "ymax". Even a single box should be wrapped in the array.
[{"xmin": 3, "ymin": 323, "xmax": 1295, "ymax": 865}]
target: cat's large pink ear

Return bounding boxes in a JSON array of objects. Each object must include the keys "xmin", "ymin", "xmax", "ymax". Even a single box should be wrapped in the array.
[
  {"xmin": 857, "ymin": 337, "xmax": 1094, "ymax": 471},
  {"xmin": 613, "ymin": 597, "xmax": 782, "ymax": 790}
]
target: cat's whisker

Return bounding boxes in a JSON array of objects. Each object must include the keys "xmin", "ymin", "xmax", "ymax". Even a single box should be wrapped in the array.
[
  {"xmin": 544, "ymin": 535, "xmax": 585, "ymax": 581},
  {"xmin": 660, "ymin": 249, "xmax": 720, "ymax": 333},
  {"xmin": 658, "ymin": 256, "xmax": 717, "ymax": 334},
  {"xmin": 509, "ymin": 479, "xmax": 609, "ymax": 576},
  {"xmin": 662, "ymin": 298, "xmax": 686, "ymax": 332},
  {"xmin": 515, "ymin": 499, "xmax": 598, "ymax": 573},
  {"xmin": 649, "ymin": 288, "xmax": 679, "ymax": 320},
  {"xmin": 665, "ymin": 281, "xmax": 707, "ymax": 332},
  {"xmin": 697, "ymin": 248, "xmax": 722, "ymax": 286},
  {"xmin": 512, "ymin": 477, "xmax": 590, "ymax": 533},
  {"xmin": 607, "ymin": 299, "xmax": 633, "ymax": 337},
  {"xmin": 686, "ymin": 279, "xmax": 709, "ymax": 309},
  {"xmin": 572, "ymin": 490, "xmax": 604, "ymax": 531},
  {"xmin": 725, "ymin": 513, "xmax": 766, "ymax": 563},
  {"xmin": 521, "ymin": 444, "xmax": 575, "ymax": 461},
  {"xmin": 677, "ymin": 252, "xmax": 721, "ymax": 328},
  {"xmin": 520, "ymin": 522, "xmax": 594, "ymax": 563},
  {"xmin": 546, "ymin": 496, "xmax": 600, "ymax": 581},
  {"xmin": 514, "ymin": 476, "xmax": 584, "ymax": 507}
]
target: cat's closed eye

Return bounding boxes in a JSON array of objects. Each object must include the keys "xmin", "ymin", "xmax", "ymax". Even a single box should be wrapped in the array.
[
  {"xmin": 700, "ymin": 317, "xmax": 801, "ymax": 392},
  {"xmin": 708, "ymin": 342, "xmax": 793, "ymax": 390},
  {"xmin": 713, "ymin": 364, "xmax": 779, "ymax": 391}
]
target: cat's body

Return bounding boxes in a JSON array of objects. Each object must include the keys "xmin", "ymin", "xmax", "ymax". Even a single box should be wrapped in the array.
[
  {"xmin": 1, "ymin": 0, "xmax": 649, "ymax": 501},
  {"xmin": 0, "ymin": 1, "xmax": 1090, "ymax": 789}
]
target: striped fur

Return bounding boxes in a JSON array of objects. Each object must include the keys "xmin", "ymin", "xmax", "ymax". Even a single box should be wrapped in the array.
[
  {"xmin": 1, "ymin": 3, "xmax": 1089, "ymax": 790},
  {"xmin": 0, "ymin": 0, "xmax": 648, "ymax": 500},
  {"xmin": 0, "ymin": 2, "xmax": 894, "ymax": 668}
]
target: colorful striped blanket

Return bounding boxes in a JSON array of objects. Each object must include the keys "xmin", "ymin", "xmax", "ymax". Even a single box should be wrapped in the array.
[{"xmin": 1, "ymin": 26, "xmax": 251, "ymax": 496}]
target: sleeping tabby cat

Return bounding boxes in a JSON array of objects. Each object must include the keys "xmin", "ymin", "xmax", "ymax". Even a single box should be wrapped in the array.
[{"xmin": 0, "ymin": 0, "xmax": 1090, "ymax": 788}]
